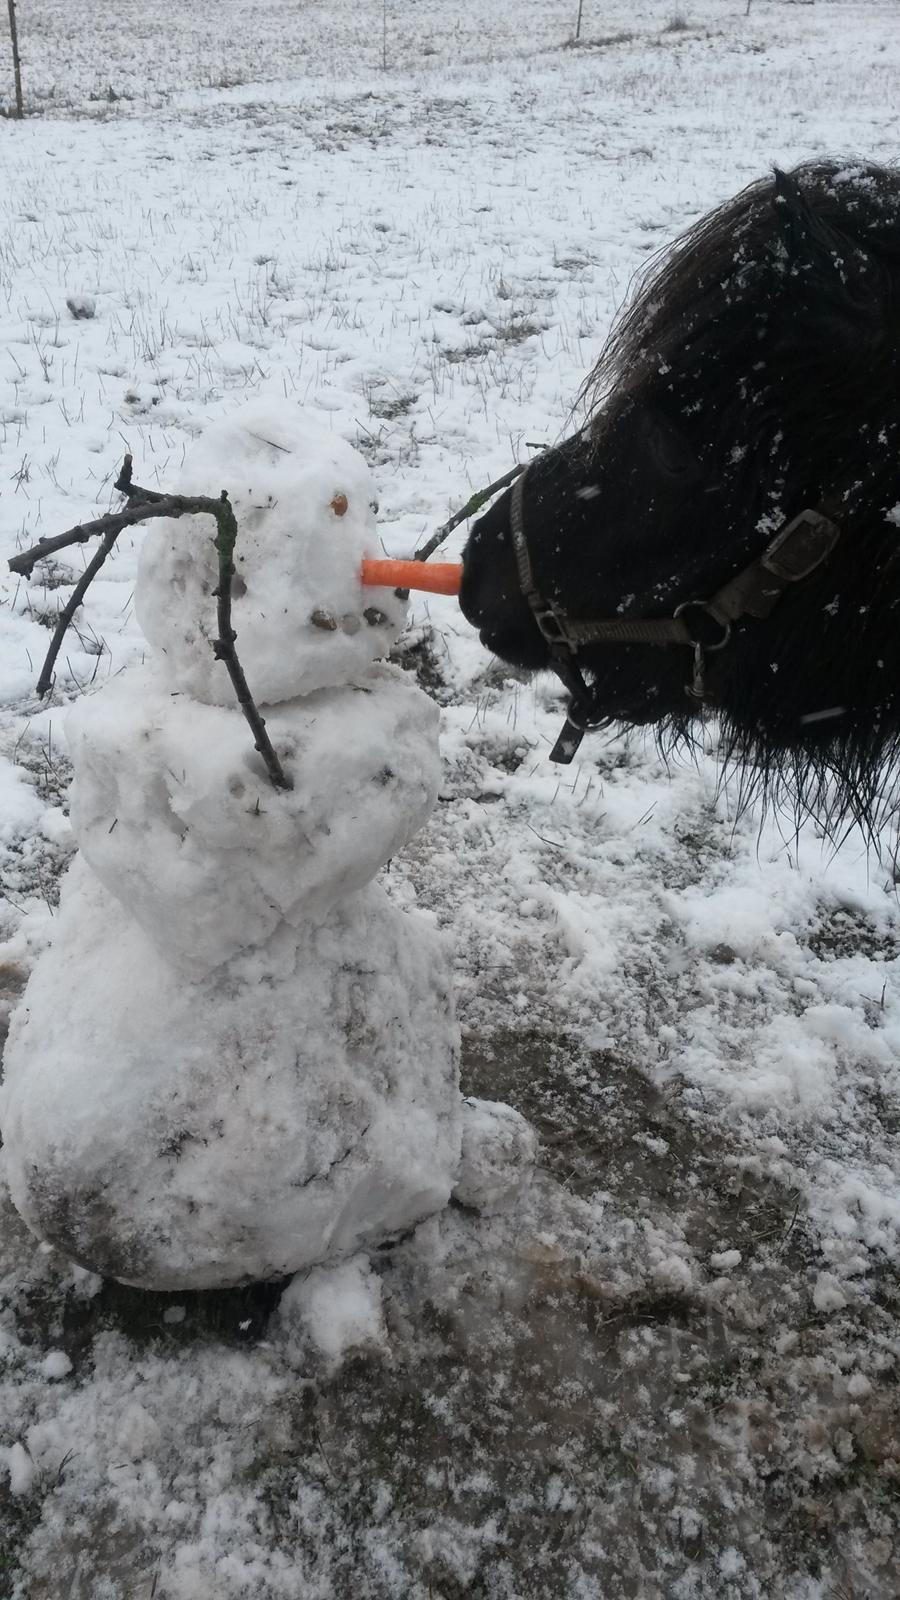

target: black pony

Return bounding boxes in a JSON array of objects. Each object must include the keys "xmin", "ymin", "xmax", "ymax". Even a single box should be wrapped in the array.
[{"xmin": 460, "ymin": 160, "xmax": 900, "ymax": 831}]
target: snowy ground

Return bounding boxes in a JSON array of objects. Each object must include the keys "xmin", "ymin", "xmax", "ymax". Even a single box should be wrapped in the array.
[{"xmin": 1, "ymin": 1, "xmax": 900, "ymax": 1595}]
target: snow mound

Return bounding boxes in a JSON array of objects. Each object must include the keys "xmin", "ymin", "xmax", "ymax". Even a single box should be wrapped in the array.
[
  {"xmin": 280, "ymin": 1254, "xmax": 387, "ymax": 1364},
  {"xmin": 453, "ymin": 1097, "xmax": 539, "ymax": 1212},
  {"xmin": 135, "ymin": 403, "xmax": 407, "ymax": 705}
]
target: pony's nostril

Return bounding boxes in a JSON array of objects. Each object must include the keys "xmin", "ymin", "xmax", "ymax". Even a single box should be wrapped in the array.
[{"xmin": 458, "ymin": 564, "xmax": 485, "ymax": 629}]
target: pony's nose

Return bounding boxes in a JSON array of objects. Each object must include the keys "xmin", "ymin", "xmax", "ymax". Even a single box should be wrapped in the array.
[
  {"xmin": 459, "ymin": 492, "xmax": 515, "ymax": 627},
  {"xmin": 458, "ymin": 541, "xmax": 486, "ymax": 628},
  {"xmin": 460, "ymin": 539, "xmax": 523, "ymax": 636}
]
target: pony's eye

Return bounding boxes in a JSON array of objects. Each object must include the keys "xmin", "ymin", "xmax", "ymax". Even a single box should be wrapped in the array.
[{"xmin": 642, "ymin": 412, "xmax": 698, "ymax": 479}]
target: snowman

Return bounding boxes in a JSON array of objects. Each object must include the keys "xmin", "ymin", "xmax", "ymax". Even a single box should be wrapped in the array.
[{"xmin": 0, "ymin": 403, "xmax": 535, "ymax": 1291}]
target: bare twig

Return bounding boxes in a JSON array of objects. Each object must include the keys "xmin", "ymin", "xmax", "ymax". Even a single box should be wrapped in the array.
[
  {"xmin": 9, "ymin": 498, "xmax": 185, "ymax": 580},
  {"xmin": 24, "ymin": 492, "xmax": 219, "ymax": 699},
  {"xmin": 13, "ymin": 455, "xmax": 293, "ymax": 792},
  {"xmin": 36, "ymin": 527, "xmax": 121, "ymax": 697},
  {"xmin": 413, "ymin": 462, "xmax": 527, "ymax": 563},
  {"xmin": 211, "ymin": 491, "xmax": 292, "ymax": 791},
  {"xmin": 9, "ymin": 454, "xmax": 212, "ymax": 583},
  {"xmin": 114, "ymin": 453, "xmax": 167, "ymax": 504}
]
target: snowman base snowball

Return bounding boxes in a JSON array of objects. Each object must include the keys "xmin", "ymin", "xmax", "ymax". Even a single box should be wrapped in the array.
[{"xmin": 2, "ymin": 864, "xmax": 462, "ymax": 1289}]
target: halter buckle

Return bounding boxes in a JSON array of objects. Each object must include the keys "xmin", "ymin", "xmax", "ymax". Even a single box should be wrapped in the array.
[
  {"xmin": 761, "ymin": 507, "xmax": 840, "ymax": 582},
  {"xmin": 532, "ymin": 600, "xmax": 578, "ymax": 651}
]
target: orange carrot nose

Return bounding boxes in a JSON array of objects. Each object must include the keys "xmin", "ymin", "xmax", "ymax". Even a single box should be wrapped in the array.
[{"xmin": 360, "ymin": 559, "xmax": 462, "ymax": 597}]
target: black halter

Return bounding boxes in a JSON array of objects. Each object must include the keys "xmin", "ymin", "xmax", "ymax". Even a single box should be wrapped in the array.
[{"xmin": 508, "ymin": 468, "xmax": 842, "ymax": 763}]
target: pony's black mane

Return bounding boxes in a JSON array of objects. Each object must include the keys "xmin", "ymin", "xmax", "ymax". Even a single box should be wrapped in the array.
[
  {"xmin": 592, "ymin": 161, "xmax": 900, "ymax": 836},
  {"xmin": 584, "ymin": 162, "xmax": 900, "ymax": 442},
  {"xmin": 461, "ymin": 159, "xmax": 900, "ymax": 839}
]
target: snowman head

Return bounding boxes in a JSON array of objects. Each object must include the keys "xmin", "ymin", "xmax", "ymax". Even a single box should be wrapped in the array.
[{"xmin": 135, "ymin": 404, "xmax": 408, "ymax": 706}]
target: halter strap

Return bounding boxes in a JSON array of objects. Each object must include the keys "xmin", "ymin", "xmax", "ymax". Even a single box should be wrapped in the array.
[
  {"xmin": 510, "ymin": 471, "xmax": 613, "ymax": 757},
  {"xmin": 509, "ymin": 466, "xmax": 841, "ymax": 763}
]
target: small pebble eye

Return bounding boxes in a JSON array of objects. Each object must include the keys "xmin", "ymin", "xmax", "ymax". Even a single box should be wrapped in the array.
[
  {"xmin": 330, "ymin": 492, "xmax": 349, "ymax": 517},
  {"xmin": 310, "ymin": 608, "xmax": 338, "ymax": 631}
]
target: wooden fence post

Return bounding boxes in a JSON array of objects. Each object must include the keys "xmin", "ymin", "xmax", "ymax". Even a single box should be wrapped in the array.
[{"xmin": 7, "ymin": 0, "xmax": 23, "ymax": 118}]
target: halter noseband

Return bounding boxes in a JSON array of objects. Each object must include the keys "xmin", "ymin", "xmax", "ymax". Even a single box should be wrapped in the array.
[{"xmin": 508, "ymin": 468, "xmax": 841, "ymax": 763}]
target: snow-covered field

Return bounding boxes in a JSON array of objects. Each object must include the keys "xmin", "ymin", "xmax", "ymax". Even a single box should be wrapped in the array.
[{"xmin": 1, "ymin": 2, "xmax": 900, "ymax": 1595}]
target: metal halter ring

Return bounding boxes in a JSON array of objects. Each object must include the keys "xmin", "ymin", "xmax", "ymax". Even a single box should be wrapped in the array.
[
  {"xmin": 564, "ymin": 694, "xmax": 608, "ymax": 733},
  {"xmin": 673, "ymin": 602, "xmax": 732, "ymax": 702},
  {"xmin": 672, "ymin": 601, "xmax": 732, "ymax": 653}
]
